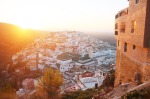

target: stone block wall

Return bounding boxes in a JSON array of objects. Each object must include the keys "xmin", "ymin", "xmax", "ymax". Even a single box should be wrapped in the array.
[{"xmin": 115, "ymin": 49, "xmax": 150, "ymax": 87}]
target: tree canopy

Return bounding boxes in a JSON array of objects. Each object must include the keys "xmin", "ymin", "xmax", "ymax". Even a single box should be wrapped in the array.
[{"xmin": 37, "ymin": 67, "xmax": 63, "ymax": 99}]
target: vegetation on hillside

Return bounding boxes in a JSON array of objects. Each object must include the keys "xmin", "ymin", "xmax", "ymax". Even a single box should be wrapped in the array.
[
  {"xmin": 121, "ymin": 88, "xmax": 150, "ymax": 99},
  {"xmin": 36, "ymin": 67, "xmax": 63, "ymax": 99},
  {"xmin": 62, "ymin": 70, "xmax": 115, "ymax": 99},
  {"xmin": 0, "ymin": 22, "xmax": 47, "ymax": 70}
]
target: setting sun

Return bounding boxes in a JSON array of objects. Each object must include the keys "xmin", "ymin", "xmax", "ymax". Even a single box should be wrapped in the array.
[
  {"xmin": 7, "ymin": 2, "xmax": 47, "ymax": 29},
  {"xmin": 0, "ymin": 0, "xmax": 128, "ymax": 32}
]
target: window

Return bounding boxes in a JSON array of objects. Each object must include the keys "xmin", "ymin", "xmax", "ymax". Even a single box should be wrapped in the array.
[
  {"xmin": 135, "ymin": 0, "xmax": 140, "ymax": 4},
  {"xmin": 115, "ymin": 23, "xmax": 118, "ymax": 29},
  {"xmin": 133, "ymin": 45, "xmax": 136, "ymax": 50},
  {"xmin": 103, "ymin": 73, "xmax": 106, "ymax": 76},
  {"xmin": 124, "ymin": 42, "xmax": 127, "ymax": 52},
  {"xmin": 131, "ymin": 20, "xmax": 136, "ymax": 33},
  {"xmin": 115, "ymin": 31, "xmax": 118, "ymax": 35},
  {"xmin": 120, "ymin": 22, "xmax": 126, "ymax": 32},
  {"xmin": 118, "ymin": 40, "xmax": 119, "ymax": 46}
]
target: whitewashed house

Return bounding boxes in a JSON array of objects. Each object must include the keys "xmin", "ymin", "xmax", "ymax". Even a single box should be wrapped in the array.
[
  {"xmin": 57, "ymin": 59, "xmax": 72, "ymax": 65},
  {"xmin": 60, "ymin": 62, "xmax": 74, "ymax": 73}
]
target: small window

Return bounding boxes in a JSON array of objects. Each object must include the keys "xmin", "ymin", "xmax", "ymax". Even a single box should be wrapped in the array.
[
  {"xmin": 131, "ymin": 20, "xmax": 136, "ymax": 33},
  {"xmin": 124, "ymin": 42, "xmax": 127, "ymax": 52},
  {"xmin": 120, "ymin": 22, "xmax": 126, "ymax": 33},
  {"xmin": 133, "ymin": 45, "xmax": 136, "ymax": 50},
  {"xmin": 135, "ymin": 0, "xmax": 140, "ymax": 4},
  {"xmin": 103, "ymin": 73, "xmax": 106, "ymax": 76},
  {"xmin": 115, "ymin": 31, "xmax": 118, "ymax": 35},
  {"xmin": 115, "ymin": 23, "xmax": 118, "ymax": 29},
  {"xmin": 118, "ymin": 40, "xmax": 119, "ymax": 46}
]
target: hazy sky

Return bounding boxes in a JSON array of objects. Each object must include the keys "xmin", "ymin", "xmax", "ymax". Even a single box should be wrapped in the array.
[{"xmin": 0, "ymin": 0, "xmax": 128, "ymax": 33}]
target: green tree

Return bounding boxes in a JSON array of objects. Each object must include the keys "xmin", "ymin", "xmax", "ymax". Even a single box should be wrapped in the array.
[{"xmin": 37, "ymin": 67, "xmax": 63, "ymax": 99}]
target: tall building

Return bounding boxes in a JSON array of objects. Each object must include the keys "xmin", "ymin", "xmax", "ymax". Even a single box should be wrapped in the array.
[{"xmin": 114, "ymin": 0, "xmax": 150, "ymax": 86}]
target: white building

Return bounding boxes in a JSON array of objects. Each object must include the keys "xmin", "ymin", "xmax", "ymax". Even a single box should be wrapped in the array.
[
  {"xmin": 95, "ymin": 69, "xmax": 107, "ymax": 80},
  {"xmin": 60, "ymin": 62, "xmax": 74, "ymax": 73},
  {"xmin": 75, "ymin": 59, "xmax": 96, "ymax": 67},
  {"xmin": 12, "ymin": 54, "xmax": 18, "ymax": 65},
  {"xmin": 96, "ymin": 56, "xmax": 106, "ymax": 65},
  {"xmin": 78, "ymin": 77, "xmax": 103, "ymax": 90},
  {"xmin": 87, "ymin": 46, "xmax": 94, "ymax": 58},
  {"xmin": 26, "ymin": 60, "xmax": 37, "ymax": 71},
  {"xmin": 57, "ymin": 59, "xmax": 72, "ymax": 65}
]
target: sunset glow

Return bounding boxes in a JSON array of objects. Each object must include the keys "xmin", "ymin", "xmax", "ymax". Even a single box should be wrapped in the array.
[
  {"xmin": 0, "ymin": 0, "xmax": 128, "ymax": 32},
  {"xmin": 0, "ymin": 0, "xmax": 150, "ymax": 98}
]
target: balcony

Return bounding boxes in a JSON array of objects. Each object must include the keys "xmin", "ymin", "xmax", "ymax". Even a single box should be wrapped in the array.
[{"xmin": 115, "ymin": 8, "xmax": 128, "ymax": 19}]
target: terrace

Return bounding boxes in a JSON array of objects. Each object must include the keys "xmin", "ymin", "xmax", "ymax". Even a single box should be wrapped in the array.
[{"xmin": 115, "ymin": 8, "xmax": 128, "ymax": 19}]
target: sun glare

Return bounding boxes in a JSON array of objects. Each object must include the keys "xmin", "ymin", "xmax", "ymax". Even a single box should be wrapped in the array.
[
  {"xmin": 18, "ymin": 23, "xmax": 30, "ymax": 29},
  {"xmin": 12, "ymin": 15, "xmax": 44, "ymax": 30},
  {"xmin": 16, "ymin": 21, "xmax": 41, "ymax": 29},
  {"xmin": 7, "ymin": 0, "xmax": 48, "ymax": 30},
  {"xmin": 0, "ymin": 0, "xmax": 129, "ymax": 32}
]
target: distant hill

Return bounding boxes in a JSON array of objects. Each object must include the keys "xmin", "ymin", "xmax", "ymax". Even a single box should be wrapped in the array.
[
  {"xmin": 88, "ymin": 33, "xmax": 116, "ymax": 46},
  {"xmin": 0, "ymin": 23, "xmax": 47, "ymax": 70}
]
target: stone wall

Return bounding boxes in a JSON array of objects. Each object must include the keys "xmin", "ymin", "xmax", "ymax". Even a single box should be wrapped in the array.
[
  {"xmin": 115, "ymin": 0, "xmax": 147, "ymax": 47},
  {"xmin": 143, "ymin": 65, "xmax": 150, "ymax": 82},
  {"xmin": 115, "ymin": 49, "xmax": 150, "ymax": 87}
]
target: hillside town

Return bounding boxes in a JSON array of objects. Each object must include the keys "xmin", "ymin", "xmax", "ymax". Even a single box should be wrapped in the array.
[{"xmin": 11, "ymin": 31, "xmax": 116, "ymax": 98}]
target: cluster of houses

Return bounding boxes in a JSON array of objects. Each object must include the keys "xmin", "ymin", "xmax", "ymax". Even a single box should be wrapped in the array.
[
  {"xmin": 16, "ymin": 78, "xmax": 36, "ymax": 99},
  {"xmin": 12, "ymin": 31, "xmax": 116, "ymax": 98},
  {"xmin": 62, "ymin": 64, "xmax": 115, "ymax": 92},
  {"xmin": 16, "ymin": 65, "xmax": 115, "ymax": 98}
]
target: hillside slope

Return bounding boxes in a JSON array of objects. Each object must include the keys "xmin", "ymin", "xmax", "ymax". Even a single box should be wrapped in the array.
[{"xmin": 0, "ymin": 23, "xmax": 46, "ymax": 70}]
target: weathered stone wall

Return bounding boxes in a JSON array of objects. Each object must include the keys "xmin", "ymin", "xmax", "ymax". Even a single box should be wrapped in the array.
[
  {"xmin": 115, "ymin": 0, "xmax": 147, "ymax": 47},
  {"xmin": 116, "ymin": 40, "xmax": 149, "ymax": 64},
  {"xmin": 143, "ymin": 65, "xmax": 150, "ymax": 82},
  {"xmin": 114, "ymin": 50, "xmax": 121, "ymax": 86},
  {"xmin": 114, "ymin": 0, "xmax": 150, "ymax": 87},
  {"xmin": 115, "ymin": 49, "xmax": 150, "ymax": 87},
  {"xmin": 115, "ymin": 49, "xmax": 142, "ymax": 86}
]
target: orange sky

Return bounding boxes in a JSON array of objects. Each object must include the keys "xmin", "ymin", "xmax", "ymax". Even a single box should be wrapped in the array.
[{"xmin": 0, "ymin": 0, "xmax": 128, "ymax": 33}]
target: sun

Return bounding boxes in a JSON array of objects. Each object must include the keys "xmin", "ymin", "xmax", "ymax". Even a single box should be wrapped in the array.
[
  {"xmin": 18, "ymin": 23, "xmax": 30, "ymax": 29},
  {"xmin": 14, "ymin": 19, "xmax": 42, "ymax": 30},
  {"xmin": 9, "ymin": 5, "xmax": 45, "ymax": 30}
]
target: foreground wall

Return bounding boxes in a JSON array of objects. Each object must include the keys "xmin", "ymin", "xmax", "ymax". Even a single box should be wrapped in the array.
[{"xmin": 115, "ymin": 49, "xmax": 150, "ymax": 86}]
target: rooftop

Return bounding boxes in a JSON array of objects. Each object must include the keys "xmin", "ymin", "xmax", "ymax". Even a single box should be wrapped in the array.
[{"xmin": 115, "ymin": 7, "xmax": 128, "ymax": 19}]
